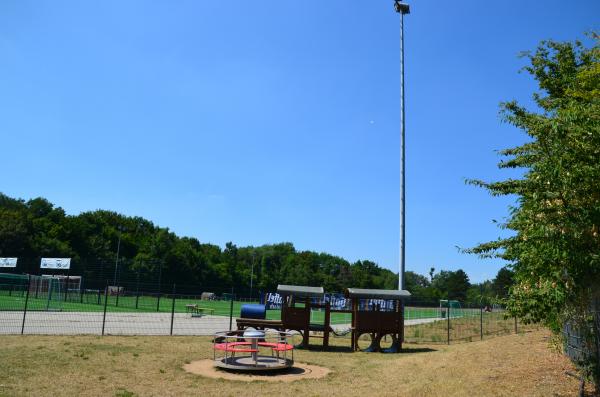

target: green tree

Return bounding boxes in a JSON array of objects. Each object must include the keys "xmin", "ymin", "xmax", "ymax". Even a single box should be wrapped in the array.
[
  {"xmin": 431, "ymin": 269, "xmax": 471, "ymax": 301},
  {"xmin": 469, "ymin": 35, "xmax": 600, "ymax": 386},
  {"xmin": 404, "ymin": 270, "xmax": 430, "ymax": 299},
  {"xmin": 492, "ymin": 267, "xmax": 514, "ymax": 299}
]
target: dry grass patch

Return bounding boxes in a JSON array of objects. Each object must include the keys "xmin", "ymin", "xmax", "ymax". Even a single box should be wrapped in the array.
[{"xmin": 0, "ymin": 330, "xmax": 591, "ymax": 397}]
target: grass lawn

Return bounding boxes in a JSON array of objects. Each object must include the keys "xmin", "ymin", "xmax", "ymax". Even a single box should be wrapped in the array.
[{"xmin": 0, "ymin": 329, "xmax": 590, "ymax": 396}]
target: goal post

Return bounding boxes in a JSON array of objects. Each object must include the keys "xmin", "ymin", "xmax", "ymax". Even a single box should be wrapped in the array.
[
  {"xmin": 439, "ymin": 299, "xmax": 463, "ymax": 318},
  {"xmin": 28, "ymin": 275, "xmax": 64, "ymax": 311}
]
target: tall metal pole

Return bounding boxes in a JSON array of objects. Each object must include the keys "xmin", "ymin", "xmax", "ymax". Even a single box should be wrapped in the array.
[{"xmin": 395, "ymin": 1, "xmax": 410, "ymax": 291}]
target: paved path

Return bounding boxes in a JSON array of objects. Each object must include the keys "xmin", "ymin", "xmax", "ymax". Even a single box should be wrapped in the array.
[{"xmin": 0, "ymin": 311, "xmax": 442, "ymax": 336}]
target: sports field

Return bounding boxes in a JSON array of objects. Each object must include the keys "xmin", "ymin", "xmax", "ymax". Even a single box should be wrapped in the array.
[{"xmin": 0, "ymin": 290, "xmax": 443, "ymax": 325}]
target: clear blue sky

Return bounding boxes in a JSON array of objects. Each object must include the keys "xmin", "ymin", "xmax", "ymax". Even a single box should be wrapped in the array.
[{"xmin": 1, "ymin": 1, "xmax": 598, "ymax": 283}]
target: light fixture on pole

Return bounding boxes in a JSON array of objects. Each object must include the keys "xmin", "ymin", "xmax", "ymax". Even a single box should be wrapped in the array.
[{"xmin": 394, "ymin": 0, "xmax": 409, "ymax": 291}]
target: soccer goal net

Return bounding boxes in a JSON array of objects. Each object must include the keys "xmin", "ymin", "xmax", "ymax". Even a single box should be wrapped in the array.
[
  {"xmin": 439, "ymin": 299, "xmax": 463, "ymax": 319},
  {"xmin": 29, "ymin": 275, "xmax": 64, "ymax": 311}
]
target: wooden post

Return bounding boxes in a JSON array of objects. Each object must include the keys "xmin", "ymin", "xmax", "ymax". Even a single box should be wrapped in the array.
[
  {"xmin": 399, "ymin": 300, "xmax": 404, "ymax": 351},
  {"xmin": 351, "ymin": 298, "xmax": 358, "ymax": 351},
  {"xmin": 303, "ymin": 297, "xmax": 310, "ymax": 348},
  {"xmin": 323, "ymin": 302, "xmax": 331, "ymax": 347}
]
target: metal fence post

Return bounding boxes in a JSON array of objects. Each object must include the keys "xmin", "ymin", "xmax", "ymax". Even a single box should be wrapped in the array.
[
  {"xmin": 480, "ymin": 305, "xmax": 483, "ymax": 340},
  {"xmin": 135, "ymin": 272, "xmax": 140, "ymax": 309},
  {"xmin": 170, "ymin": 284, "xmax": 176, "ymax": 336},
  {"xmin": 21, "ymin": 275, "xmax": 31, "ymax": 335},
  {"xmin": 447, "ymin": 302, "xmax": 451, "ymax": 345},
  {"xmin": 80, "ymin": 277, "xmax": 84, "ymax": 304},
  {"xmin": 229, "ymin": 287, "xmax": 234, "ymax": 331},
  {"xmin": 64, "ymin": 275, "xmax": 70, "ymax": 302},
  {"xmin": 156, "ymin": 292, "xmax": 161, "ymax": 312},
  {"xmin": 514, "ymin": 317, "xmax": 518, "ymax": 334},
  {"xmin": 101, "ymin": 282, "xmax": 108, "ymax": 336}
]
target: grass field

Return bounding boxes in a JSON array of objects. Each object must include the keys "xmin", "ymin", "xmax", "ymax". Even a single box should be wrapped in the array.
[
  {"xmin": 0, "ymin": 290, "xmax": 443, "ymax": 325},
  {"xmin": 0, "ymin": 329, "xmax": 590, "ymax": 396}
]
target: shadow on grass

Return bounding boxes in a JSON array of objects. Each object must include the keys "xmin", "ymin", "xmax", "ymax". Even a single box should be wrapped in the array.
[
  {"xmin": 400, "ymin": 347, "xmax": 437, "ymax": 354},
  {"xmin": 298, "ymin": 345, "xmax": 354, "ymax": 353},
  {"xmin": 296, "ymin": 345, "xmax": 436, "ymax": 354}
]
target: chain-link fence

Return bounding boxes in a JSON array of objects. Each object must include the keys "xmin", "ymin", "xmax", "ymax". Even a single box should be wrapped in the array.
[
  {"xmin": 563, "ymin": 295, "xmax": 600, "ymax": 390},
  {"xmin": 403, "ymin": 300, "xmax": 528, "ymax": 344},
  {"xmin": 0, "ymin": 272, "xmax": 534, "ymax": 342}
]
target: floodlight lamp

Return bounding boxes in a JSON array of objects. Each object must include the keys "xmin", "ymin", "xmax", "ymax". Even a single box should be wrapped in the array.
[{"xmin": 394, "ymin": 0, "xmax": 410, "ymax": 14}]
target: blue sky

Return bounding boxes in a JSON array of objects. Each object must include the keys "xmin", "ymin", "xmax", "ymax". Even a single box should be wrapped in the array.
[{"xmin": 1, "ymin": 1, "xmax": 598, "ymax": 283}]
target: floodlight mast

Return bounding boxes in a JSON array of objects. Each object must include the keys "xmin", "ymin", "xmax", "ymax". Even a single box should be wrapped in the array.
[{"xmin": 395, "ymin": 0, "xmax": 409, "ymax": 291}]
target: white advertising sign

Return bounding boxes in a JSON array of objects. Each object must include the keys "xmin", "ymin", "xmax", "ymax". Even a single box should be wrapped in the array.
[
  {"xmin": 40, "ymin": 258, "xmax": 71, "ymax": 270},
  {"xmin": 0, "ymin": 258, "xmax": 17, "ymax": 268}
]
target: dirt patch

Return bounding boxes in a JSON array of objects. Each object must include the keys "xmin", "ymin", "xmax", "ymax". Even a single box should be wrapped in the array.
[{"xmin": 183, "ymin": 359, "xmax": 331, "ymax": 382}]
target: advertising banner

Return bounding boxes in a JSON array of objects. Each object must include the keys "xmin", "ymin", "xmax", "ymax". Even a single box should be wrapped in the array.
[
  {"xmin": 263, "ymin": 292, "xmax": 283, "ymax": 310},
  {"xmin": 40, "ymin": 258, "xmax": 71, "ymax": 270},
  {"xmin": 0, "ymin": 258, "xmax": 17, "ymax": 268},
  {"xmin": 363, "ymin": 298, "xmax": 395, "ymax": 311},
  {"xmin": 324, "ymin": 293, "xmax": 349, "ymax": 310}
]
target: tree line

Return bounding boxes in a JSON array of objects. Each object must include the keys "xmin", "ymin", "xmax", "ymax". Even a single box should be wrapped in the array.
[
  {"xmin": 0, "ymin": 193, "xmax": 399, "ymax": 295},
  {"xmin": 0, "ymin": 193, "xmax": 513, "ymax": 301}
]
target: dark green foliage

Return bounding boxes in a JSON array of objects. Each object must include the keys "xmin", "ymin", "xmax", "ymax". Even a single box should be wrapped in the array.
[
  {"xmin": 492, "ymin": 267, "xmax": 514, "ymax": 298},
  {"xmin": 432, "ymin": 269, "xmax": 471, "ymax": 301},
  {"xmin": 0, "ymin": 193, "xmax": 398, "ymax": 294}
]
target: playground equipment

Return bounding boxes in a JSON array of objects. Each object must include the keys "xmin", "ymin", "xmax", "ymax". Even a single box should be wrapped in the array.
[
  {"xmin": 346, "ymin": 288, "xmax": 411, "ymax": 353},
  {"xmin": 236, "ymin": 285, "xmax": 333, "ymax": 348},
  {"xmin": 240, "ymin": 304, "xmax": 266, "ymax": 320},
  {"xmin": 278, "ymin": 285, "xmax": 332, "ymax": 348},
  {"xmin": 213, "ymin": 329, "xmax": 294, "ymax": 371},
  {"xmin": 236, "ymin": 285, "xmax": 412, "ymax": 353}
]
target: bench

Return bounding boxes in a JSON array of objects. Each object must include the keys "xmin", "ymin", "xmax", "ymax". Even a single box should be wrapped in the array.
[{"xmin": 186, "ymin": 304, "xmax": 215, "ymax": 316}]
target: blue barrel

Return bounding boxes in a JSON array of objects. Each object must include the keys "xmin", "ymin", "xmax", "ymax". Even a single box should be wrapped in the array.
[{"xmin": 240, "ymin": 304, "xmax": 266, "ymax": 319}]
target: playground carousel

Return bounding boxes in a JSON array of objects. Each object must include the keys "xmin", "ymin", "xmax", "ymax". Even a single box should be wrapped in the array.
[{"xmin": 212, "ymin": 328, "xmax": 294, "ymax": 372}]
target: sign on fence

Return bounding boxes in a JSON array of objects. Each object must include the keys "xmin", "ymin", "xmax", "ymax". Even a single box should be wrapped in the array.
[
  {"xmin": 324, "ymin": 293, "xmax": 349, "ymax": 310},
  {"xmin": 0, "ymin": 258, "xmax": 17, "ymax": 268},
  {"xmin": 263, "ymin": 292, "xmax": 283, "ymax": 309},
  {"xmin": 40, "ymin": 258, "xmax": 71, "ymax": 269},
  {"xmin": 262, "ymin": 291, "xmax": 392, "ymax": 311},
  {"xmin": 365, "ymin": 299, "xmax": 395, "ymax": 311}
]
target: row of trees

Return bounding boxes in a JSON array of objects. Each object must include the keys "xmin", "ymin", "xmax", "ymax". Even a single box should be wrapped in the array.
[
  {"xmin": 0, "ymin": 193, "xmax": 399, "ymax": 295},
  {"xmin": 0, "ymin": 192, "xmax": 514, "ymax": 301},
  {"xmin": 405, "ymin": 267, "xmax": 514, "ymax": 305}
]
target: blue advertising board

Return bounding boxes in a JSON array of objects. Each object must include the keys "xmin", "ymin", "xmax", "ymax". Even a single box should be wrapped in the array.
[
  {"xmin": 261, "ymin": 292, "xmax": 394, "ymax": 311},
  {"xmin": 263, "ymin": 292, "xmax": 283, "ymax": 310}
]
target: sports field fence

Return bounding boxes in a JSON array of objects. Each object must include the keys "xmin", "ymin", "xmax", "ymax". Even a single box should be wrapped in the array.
[{"xmin": 0, "ymin": 271, "xmax": 537, "ymax": 342}]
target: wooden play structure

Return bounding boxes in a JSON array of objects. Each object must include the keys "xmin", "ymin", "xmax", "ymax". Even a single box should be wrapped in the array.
[
  {"xmin": 236, "ymin": 284, "xmax": 411, "ymax": 353},
  {"xmin": 346, "ymin": 288, "xmax": 411, "ymax": 352},
  {"xmin": 277, "ymin": 285, "xmax": 332, "ymax": 348},
  {"xmin": 236, "ymin": 285, "xmax": 332, "ymax": 348}
]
